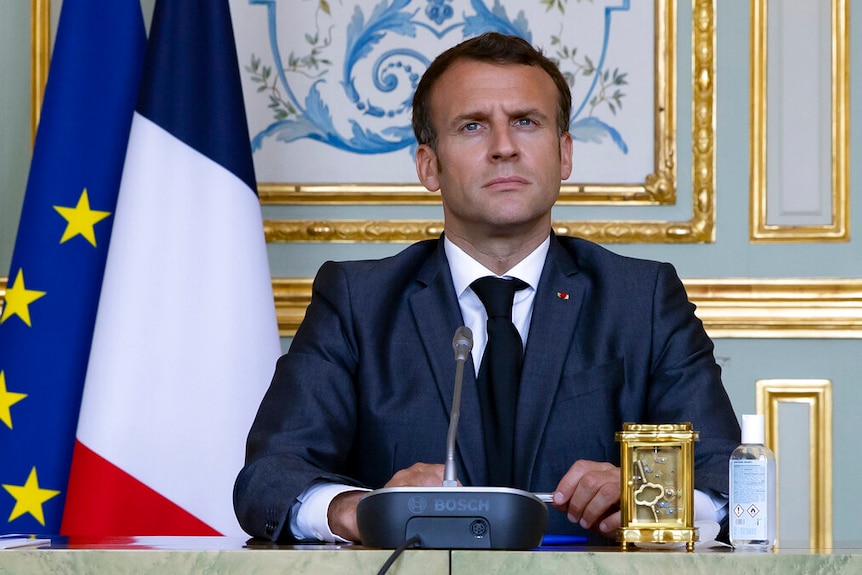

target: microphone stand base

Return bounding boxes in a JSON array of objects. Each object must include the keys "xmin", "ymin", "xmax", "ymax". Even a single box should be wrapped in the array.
[{"xmin": 356, "ymin": 486, "xmax": 548, "ymax": 549}]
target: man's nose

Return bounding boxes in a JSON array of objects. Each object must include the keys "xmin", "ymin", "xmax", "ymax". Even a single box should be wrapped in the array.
[{"xmin": 489, "ymin": 127, "xmax": 519, "ymax": 161}]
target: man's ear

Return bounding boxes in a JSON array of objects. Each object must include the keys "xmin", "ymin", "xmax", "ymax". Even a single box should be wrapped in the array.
[
  {"xmin": 415, "ymin": 144, "xmax": 441, "ymax": 192},
  {"xmin": 560, "ymin": 131, "xmax": 573, "ymax": 181}
]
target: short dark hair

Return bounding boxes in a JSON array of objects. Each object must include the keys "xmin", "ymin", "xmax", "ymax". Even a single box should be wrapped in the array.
[{"xmin": 411, "ymin": 32, "xmax": 572, "ymax": 150}]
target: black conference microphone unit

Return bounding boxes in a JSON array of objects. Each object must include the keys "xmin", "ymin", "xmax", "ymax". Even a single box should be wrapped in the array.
[{"xmin": 356, "ymin": 326, "xmax": 548, "ymax": 549}]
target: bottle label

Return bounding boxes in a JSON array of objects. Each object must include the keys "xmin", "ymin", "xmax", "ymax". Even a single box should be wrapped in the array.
[{"xmin": 730, "ymin": 459, "xmax": 770, "ymax": 540}]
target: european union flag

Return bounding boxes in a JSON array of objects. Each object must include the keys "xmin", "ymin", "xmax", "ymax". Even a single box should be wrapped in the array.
[{"xmin": 0, "ymin": 0, "xmax": 145, "ymax": 534}]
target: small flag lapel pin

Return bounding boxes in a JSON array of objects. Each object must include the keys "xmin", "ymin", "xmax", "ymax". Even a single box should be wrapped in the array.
[{"xmin": 556, "ymin": 291, "xmax": 569, "ymax": 300}]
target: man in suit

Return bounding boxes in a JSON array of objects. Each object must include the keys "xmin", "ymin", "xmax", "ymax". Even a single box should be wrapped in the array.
[{"xmin": 233, "ymin": 32, "xmax": 740, "ymax": 544}]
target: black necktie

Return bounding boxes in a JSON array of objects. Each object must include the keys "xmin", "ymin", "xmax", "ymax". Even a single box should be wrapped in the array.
[{"xmin": 471, "ymin": 276, "xmax": 529, "ymax": 487}]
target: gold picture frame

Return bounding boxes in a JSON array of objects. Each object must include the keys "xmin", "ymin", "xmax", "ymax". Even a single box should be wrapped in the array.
[
  {"xmin": 756, "ymin": 379, "xmax": 833, "ymax": 549},
  {"xmin": 749, "ymin": 0, "xmax": 849, "ymax": 242},
  {"xmin": 34, "ymin": 0, "xmax": 715, "ymax": 245},
  {"xmin": 30, "ymin": 0, "xmax": 50, "ymax": 141},
  {"xmin": 260, "ymin": 0, "xmax": 717, "ymax": 244}
]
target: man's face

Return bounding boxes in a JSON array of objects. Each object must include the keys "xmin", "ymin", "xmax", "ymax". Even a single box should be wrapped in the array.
[{"xmin": 415, "ymin": 59, "xmax": 573, "ymax": 241}]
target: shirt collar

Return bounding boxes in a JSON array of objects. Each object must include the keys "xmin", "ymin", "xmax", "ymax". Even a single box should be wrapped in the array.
[{"xmin": 444, "ymin": 235, "xmax": 550, "ymax": 298}]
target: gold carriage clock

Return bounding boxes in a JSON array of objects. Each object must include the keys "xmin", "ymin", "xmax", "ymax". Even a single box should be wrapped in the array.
[{"xmin": 615, "ymin": 423, "xmax": 699, "ymax": 550}]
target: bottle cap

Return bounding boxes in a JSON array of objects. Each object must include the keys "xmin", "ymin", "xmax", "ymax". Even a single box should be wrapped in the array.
[{"xmin": 741, "ymin": 414, "xmax": 765, "ymax": 444}]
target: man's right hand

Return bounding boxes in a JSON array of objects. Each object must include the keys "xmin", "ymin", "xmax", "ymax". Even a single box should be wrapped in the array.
[
  {"xmin": 327, "ymin": 490, "xmax": 366, "ymax": 542},
  {"xmin": 328, "ymin": 462, "xmax": 448, "ymax": 542},
  {"xmin": 385, "ymin": 462, "xmax": 448, "ymax": 487}
]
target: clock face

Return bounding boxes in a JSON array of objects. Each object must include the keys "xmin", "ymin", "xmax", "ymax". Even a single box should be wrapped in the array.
[{"xmin": 630, "ymin": 445, "xmax": 684, "ymax": 524}]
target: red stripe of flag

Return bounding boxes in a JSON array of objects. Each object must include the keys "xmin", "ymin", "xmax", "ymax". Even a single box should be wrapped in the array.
[{"xmin": 61, "ymin": 441, "xmax": 220, "ymax": 536}]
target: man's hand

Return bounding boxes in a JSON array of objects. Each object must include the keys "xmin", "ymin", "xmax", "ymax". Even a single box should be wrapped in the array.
[
  {"xmin": 551, "ymin": 460, "xmax": 621, "ymax": 537},
  {"xmin": 327, "ymin": 490, "xmax": 366, "ymax": 542},
  {"xmin": 385, "ymin": 462, "xmax": 448, "ymax": 487},
  {"xmin": 328, "ymin": 463, "xmax": 448, "ymax": 542}
]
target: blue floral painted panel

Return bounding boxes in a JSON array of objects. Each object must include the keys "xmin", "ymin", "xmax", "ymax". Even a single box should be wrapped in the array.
[{"xmin": 241, "ymin": 0, "xmax": 644, "ymax": 180}]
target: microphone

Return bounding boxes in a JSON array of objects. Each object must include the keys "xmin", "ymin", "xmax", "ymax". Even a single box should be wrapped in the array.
[
  {"xmin": 356, "ymin": 326, "xmax": 548, "ymax": 549},
  {"xmin": 444, "ymin": 326, "xmax": 472, "ymax": 486}
]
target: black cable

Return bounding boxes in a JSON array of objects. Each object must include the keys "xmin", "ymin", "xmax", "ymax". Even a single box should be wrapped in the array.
[{"xmin": 375, "ymin": 535, "xmax": 422, "ymax": 575}]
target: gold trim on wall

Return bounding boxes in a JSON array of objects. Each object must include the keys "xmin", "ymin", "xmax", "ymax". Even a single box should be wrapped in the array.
[
  {"xmin": 756, "ymin": 379, "xmax": 833, "ymax": 549},
  {"xmin": 275, "ymin": 278, "xmax": 860, "ymax": 337},
  {"xmin": 262, "ymin": 0, "xmax": 717, "ymax": 244},
  {"xmin": 31, "ymin": 0, "xmax": 51, "ymax": 142},
  {"xmin": 271, "ymin": 278, "xmax": 314, "ymax": 337},
  {"xmin": 5, "ymin": 277, "xmax": 862, "ymax": 339},
  {"xmin": 685, "ymin": 278, "xmax": 862, "ymax": 339},
  {"xmin": 749, "ymin": 0, "xmax": 849, "ymax": 242}
]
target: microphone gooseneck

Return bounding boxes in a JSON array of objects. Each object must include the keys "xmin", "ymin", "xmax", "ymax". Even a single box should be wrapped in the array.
[{"xmin": 444, "ymin": 326, "xmax": 472, "ymax": 487}]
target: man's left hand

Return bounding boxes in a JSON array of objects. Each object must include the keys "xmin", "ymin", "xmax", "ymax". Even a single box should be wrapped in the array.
[{"xmin": 551, "ymin": 459, "xmax": 621, "ymax": 537}]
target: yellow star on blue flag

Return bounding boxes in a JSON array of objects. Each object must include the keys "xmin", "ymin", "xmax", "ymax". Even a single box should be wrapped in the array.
[
  {"xmin": 0, "ymin": 372, "xmax": 28, "ymax": 430},
  {"xmin": 54, "ymin": 188, "xmax": 111, "ymax": 246},
  {"xmin": 0, "ymin": 270, "xmax": 46, "ymax": 327},
  {"xmin": 2, "ymin": 468, "xmax": 61, "ymax": 526}
]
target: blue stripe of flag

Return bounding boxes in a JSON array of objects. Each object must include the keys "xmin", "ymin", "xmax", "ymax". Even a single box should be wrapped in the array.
[{"xmin": 136, "ymin": 0, "xmax": 257, "ymax": 193}]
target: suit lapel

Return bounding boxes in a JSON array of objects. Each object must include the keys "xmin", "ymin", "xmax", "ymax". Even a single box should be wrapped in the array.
[
  {"xmin": 409, "ymin": 241, "xmax": 487, "ymax": 485},
  {"xmin": 513, "ymin": 237, "xmax": 584, "ymax": 489}
]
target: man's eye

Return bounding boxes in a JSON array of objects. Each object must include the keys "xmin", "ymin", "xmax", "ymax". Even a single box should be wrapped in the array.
[
  {"xmin": 463, "ymin": 122, "xmax": 480, "ymax": 132},
  {"xmin": 516, "ymin": 118, "xmax": 535, "ymax": 126}
]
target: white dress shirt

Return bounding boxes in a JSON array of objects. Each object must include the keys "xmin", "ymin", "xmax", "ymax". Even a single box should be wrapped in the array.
[{"xmin": 443, "ymin": 235, "xmax": 549, "ymax": 374}]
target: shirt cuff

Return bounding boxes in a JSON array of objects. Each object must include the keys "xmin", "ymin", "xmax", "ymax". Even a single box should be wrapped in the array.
[
  {"xmin": 290, "ymin": 482, "xmax": 370, "ymax": 543},
  {"xmin": 694, "ymin": 488, "xmax": 728, "ymax": 524}
]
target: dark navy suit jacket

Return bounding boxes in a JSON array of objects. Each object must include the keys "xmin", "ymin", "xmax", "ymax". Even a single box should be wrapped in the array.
[{"xmin": 233, "ymin": 235, "xmax": 740, "ymax": 542}]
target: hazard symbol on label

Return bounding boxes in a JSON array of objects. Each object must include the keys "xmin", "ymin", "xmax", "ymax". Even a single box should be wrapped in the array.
[
  {"xmin": 747, "ymin": 504, "xmax": 760, "ymax": 518},
  {"xmin": 734, "ymin": 504, "xmax": 745, "ymax": 517}
]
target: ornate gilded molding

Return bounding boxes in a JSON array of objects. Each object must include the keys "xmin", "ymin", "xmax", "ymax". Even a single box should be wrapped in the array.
[
  {"xmin": 272, "ymin": 277, "xmax": 859, "ymax": 337},
  {"xmin": 271, "ymin": 277, "xmax": 314, "ymax": 337},
  {"xmin": 4, "ymin": 277, "xmax": 861, "ymax": 339},
  {"xmin": 31, "ymin": 0, "xmax": 50, "ymax": 142},
  {"xmin": 756, "ymin": 379, "xmax": 833, "ymax": 549},
  {"xmin": 259, "ymin": 180, "xmax": 678, "ymax": 206},
  {"xmin": 749, "ymin": 0, "xmax": 849, "ymax": 242},
  {"xmin": 262, "ymin": 0, "xmax": 717, "ymax": 244},
  {"xmin": 264, "ymin": 220, "xmax": 445, "ymax": 243},
  {"xmin": 685, "ymin": 278, "xmax": 862, "ymax": 339}
]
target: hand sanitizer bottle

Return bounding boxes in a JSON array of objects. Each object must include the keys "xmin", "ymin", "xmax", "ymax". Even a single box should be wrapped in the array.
[{"xmin": 729, "ymin": 414, "xmax": 776, "ymax": 550}]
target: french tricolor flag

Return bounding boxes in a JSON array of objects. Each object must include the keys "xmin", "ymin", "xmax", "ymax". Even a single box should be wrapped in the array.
[{"xmin": 61, "ymin": 0, "xmax": 281, "ymax": 536}]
